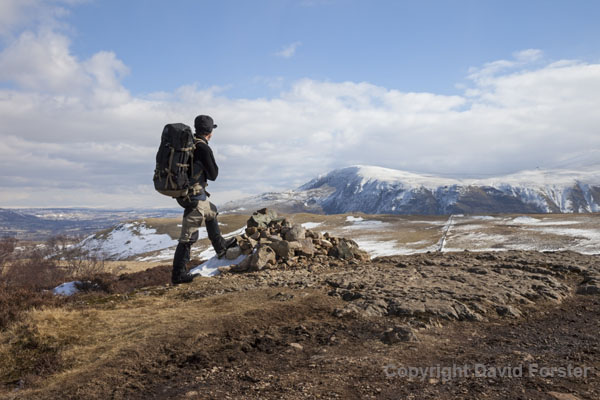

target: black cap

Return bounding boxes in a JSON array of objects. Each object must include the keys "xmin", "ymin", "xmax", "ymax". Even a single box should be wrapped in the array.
[{"xmin": 194, "ymin": 115, "xmax": 217, "ymax": 133}]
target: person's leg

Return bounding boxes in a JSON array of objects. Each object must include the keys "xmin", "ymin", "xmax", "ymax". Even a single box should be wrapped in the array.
[
  {"xmin": 172, "ymin": 207, "xmax": 204, "ymax": 284},
  {"xmin": 172, "ymin": 241, "xmax": 192, "ymax": 283},
  {"xmin": 204, "ymin": 202, "xmax": 237, "ymax": 258}
]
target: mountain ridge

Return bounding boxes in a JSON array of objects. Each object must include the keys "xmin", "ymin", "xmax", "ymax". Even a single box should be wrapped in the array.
[{"xmin": 222, "ymin": 165, "xmax": 600, "ymax": 215}]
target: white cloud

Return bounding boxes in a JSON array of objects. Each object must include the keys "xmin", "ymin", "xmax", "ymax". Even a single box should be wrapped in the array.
[
  {"xmin": 514, "ymin": 48, "xmax": 543, "ymax": 63},
  {"xmin": 0, "ymin": 18, "xmax": 599, "ymax": 208},
  {"xmin": 467, "ymin": 48, "xmax": 544, "ymax": 85},
  {"xmin": 0, "ymin": 29, "xmax": 130, "ymax": 105},
  {"xmin": 275, "ymin": 41, "xmax": 302, "ymax": 59},
  {"xmin": 0, "ymin": 29, "xmax": 89, "ymax": 93},
  {"xmin": 0, "ymin": 0, "xmax": 84, "ymax": 37}
]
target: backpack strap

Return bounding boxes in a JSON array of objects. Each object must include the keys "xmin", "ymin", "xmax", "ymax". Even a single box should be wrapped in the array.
[
  {"xmin": 165, "ymin": 143, "xmax": 194, "ymax": 190},
  {"xmin": 165, "ymin": 147, "xmax": 176, "ymax": 189}
]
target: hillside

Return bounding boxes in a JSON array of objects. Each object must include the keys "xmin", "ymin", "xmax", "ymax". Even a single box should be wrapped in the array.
[{"xmin": 222, "ymin": 165, "xmax": 600, "ymax": 215}]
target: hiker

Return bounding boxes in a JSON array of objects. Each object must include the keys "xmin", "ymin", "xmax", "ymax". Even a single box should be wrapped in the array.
[{"xmin": 171, "ymin": 115, "xmax": 237, "ymax": 284}]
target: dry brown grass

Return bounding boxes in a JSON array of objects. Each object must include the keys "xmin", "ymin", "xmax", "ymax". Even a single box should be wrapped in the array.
[
  {"xmin": 86, "ymin": 260, "xmax": 164, "ymax": 275},
  {"xmin": 0, "ymin": 282, "xmax": 341, "ymax": 399}
]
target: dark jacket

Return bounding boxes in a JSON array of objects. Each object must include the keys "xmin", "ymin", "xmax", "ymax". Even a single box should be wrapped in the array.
[
  {"xmin": 177, "ymin": 135, "xmax": 219, "ymax": 209},
  {"xmin": 191, "ymin": 136, "xmax": 218, "ymax": 188}
]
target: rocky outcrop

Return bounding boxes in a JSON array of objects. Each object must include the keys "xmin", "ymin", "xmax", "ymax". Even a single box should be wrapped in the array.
[
  {"xmin": 213, "ymin": 249, "xmax": 599, "ymax": 325},
  {"xmin": 324, "ymin": 251, "xmax": 586, "ymax": 322},
  {"xmin": 220, "ymin": 208, "xmax": 369, "ymax": 273}
]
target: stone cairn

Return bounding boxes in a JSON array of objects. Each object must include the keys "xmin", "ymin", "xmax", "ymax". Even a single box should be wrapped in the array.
[{"xmin": 218, "ymin": 208, "xmax": 369, "ymax": 273}]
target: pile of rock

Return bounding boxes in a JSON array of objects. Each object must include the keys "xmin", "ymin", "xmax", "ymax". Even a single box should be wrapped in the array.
[{"xmin": 219, "ymin": 208, "xmax": 369, "ymax": 273}]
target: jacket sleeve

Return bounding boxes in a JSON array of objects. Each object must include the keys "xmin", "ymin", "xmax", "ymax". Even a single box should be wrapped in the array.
[{"xmin": 196, "ymin": 142, "xmax": 219, "ymax": 181}]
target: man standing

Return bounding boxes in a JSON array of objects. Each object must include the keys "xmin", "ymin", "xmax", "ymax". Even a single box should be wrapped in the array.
[{"xmin": 171, "ymin": 115, "xmax": 236, "ymax": 284}]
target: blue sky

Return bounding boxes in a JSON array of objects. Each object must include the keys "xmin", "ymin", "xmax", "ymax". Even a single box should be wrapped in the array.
[
  {"xmin": 0, "ymin": 0, "xmax": 599, "ymax": 208},
  {"xmin": 64, "ymin": 0, "xmax": 600, "ymax": 97}
]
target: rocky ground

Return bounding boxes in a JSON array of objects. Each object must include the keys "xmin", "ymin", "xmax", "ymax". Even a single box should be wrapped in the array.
[
  {"xmin": 1, "ymin": 212, "xmax": 599, "ymax": 399},
  {"xmin": 137, "ymin": 250, "xmax": 600, "ymax": 400}
]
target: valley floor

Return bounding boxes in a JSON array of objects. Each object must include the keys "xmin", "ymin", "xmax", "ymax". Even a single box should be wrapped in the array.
[{"xmin": 127, "ymin": 212, "xmax": 600, "ymax": 266}]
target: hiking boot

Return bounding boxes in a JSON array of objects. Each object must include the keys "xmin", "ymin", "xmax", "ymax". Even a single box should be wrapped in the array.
[
  {"xmin": 216, "ymin": 237, "xmax": 238, "ymax": 259},
  {"xmin": 172, "ymin": 271, "xmax": 196, "ymax": 285},
  {"xmin": 172, "ymin": 241, "xmax": 196, "ymax": 284}
]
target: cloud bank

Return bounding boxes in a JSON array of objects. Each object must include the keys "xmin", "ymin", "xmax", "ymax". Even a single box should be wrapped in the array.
[{"xmin": 1, "ymin": 3, "xmax": 599, "ymax": 208}]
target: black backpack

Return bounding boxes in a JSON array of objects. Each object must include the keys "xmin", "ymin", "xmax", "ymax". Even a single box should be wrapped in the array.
[{"xmin": 153, "ymin": 123, "xmax": 198, "ymax": 198}]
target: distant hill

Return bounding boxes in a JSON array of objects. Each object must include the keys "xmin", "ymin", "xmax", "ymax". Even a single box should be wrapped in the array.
[
  {"xmin": 0, "ymin": 208, "xmax": 181, "ymax": 240},
  {"xmin": 0, "ymin": 209, "xmax": 45, "ymax": 226},
  {"xmin": 222, "ymin": 165, "xmax": 600, "ymax": 215},
  {"xmin": 0, "ymin": 208, "xmax": 76, "ymax": 239}
]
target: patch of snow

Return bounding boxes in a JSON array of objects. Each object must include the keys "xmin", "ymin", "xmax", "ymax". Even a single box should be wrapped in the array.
[
  {"xmin": 354, "ymin": 237, "xmax": 441, "ymax": 257},
  {"xmin": 224, "ymin": 226, "xmax": 246, "ymax": 237},
  {"xmin": 443, "ymin": 245, "xmax": 557, "ymax": 253},
  {"xmin": 81, "ymin": 222, "xmax": 178, "ymax": 260},
  {"xmin": 53, "ymin": 281, "xmax": 80, "ymax": 296},
  {"xmin": 355, "ymin": 165, "xmax": 463, "ymax": 190},
  {"xmin": 196, "ymin": 246, "xmax": 216, "ymax": 260},
  {"xmin": 190, "ymin": 254, "xmax": 248, "ymax": 277},
  {"xmin": 408, "ymin": 220, "xmax": 447, "ymax": 225},
  {"xmin": 527, "ymin": 226, "xmax": 600, "ymax": 241},
  {"xmin": 346, "ymin": 216, "xmax": 364, "ymax": 222},
  {"xmin": 405, "ymin": 239, "xmax": 432, "ymax": 246},
  {"xmin": 469, "ymin": 216, "xmax": 498, "ymax": 221},
  {"xmin": 353, "ymin": 239, "xmax": 401, "ymax": 258},
  {"xmin": 508, "ymin": 216, "xmax": 583, "ymax": 227},
  {"xmin": 523, "ymin": 218, "xmax": 581, "ymax": 226},
  {"xmin": 344, "ymin": 216, "xmax": 389, "ymax": 231},
  {"xmin": 451, "ymin": 223, "xmax": 491, "ymax": 232},
  {"xmin": 301, "ymin": 222, "xmax": 323, "ymax": 229},
  {"xmin": 344, "ymin": 220, "xmax": 388, "ymax": 230},
  {"xmin": 226, "ymin": 207, "xmax": 246, "ymax": 213},
  {"xmin": 447, "ymin": 231, "xmax": 511, "ymax": 247},
  {"xmin": 135, "ymin": 226, "xmax": 244, "ymax": 262},
  {"xmin": 193, "ymin": 229, "xmax": 209, "ymax": 240},
  {"xmin": 535, "ymin": 220, "xmax": 581, "ymax": 226},
  {"xmin": 137, "ymin": 247, "xmax": 176, "ymax": 262},
  {"xmin": 510, "ymin": 216, "xmax": 542, "ymax": 224}
]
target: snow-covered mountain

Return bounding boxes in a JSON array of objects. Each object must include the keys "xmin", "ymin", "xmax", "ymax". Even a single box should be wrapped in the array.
[{"xmin": 222, "ymin": 165, "xmax": 600, "ymax": 215}]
